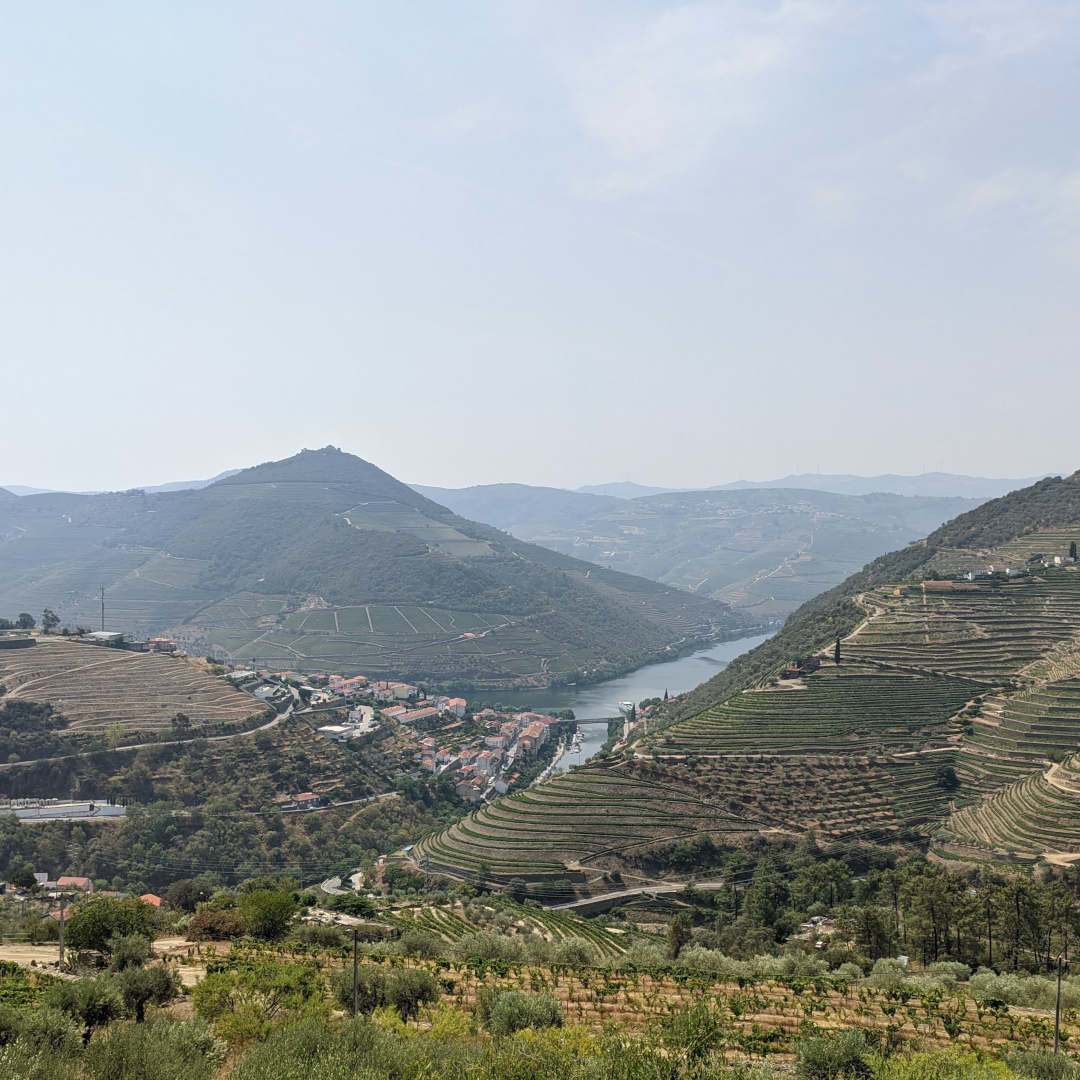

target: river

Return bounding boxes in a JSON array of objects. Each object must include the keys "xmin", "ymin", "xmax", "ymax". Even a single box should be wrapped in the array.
[{"xmin": 474, "ymin": 631, "xmax": 774, "ymax": 773}]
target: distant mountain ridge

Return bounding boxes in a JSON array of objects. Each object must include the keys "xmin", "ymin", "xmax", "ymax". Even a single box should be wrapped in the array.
[
  {"xmin": 0, "ymin": 448, "xmax": 755, "ymax": 688},
  {"xmin": 0, "ymin": 470, "xmax": 240, "ymax": 496},
  {"xmin": 574, "ymin": 472, "xmax": 1045, "ymax": 501},
  {"xmin": 576, "ymin": 482, "xmax": 679, "ymax": 499},
  {"xmin": 412, "ymin": 481, "xmax": 983, "ymax": 619},
  {"xmin": 715, "ymin": 471, "xmax": 1045, "ymax": 500}
]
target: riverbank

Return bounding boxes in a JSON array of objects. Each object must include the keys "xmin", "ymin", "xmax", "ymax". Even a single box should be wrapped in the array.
[{"xmin": 477, "ymin": 631, "xmax": 774, "ymax": 772}]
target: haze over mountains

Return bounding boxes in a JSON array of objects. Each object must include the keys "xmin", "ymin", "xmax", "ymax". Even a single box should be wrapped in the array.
[
  {"xmin": 574, "ymin": 472, "xmax": 1043, "ymax": 501},
  {"xmin": 0, "ymin": 448, "xmax": 753, "ymax": 688},
  {"xmin": 414, "ymin": 482, "xmax": 983, "ymax": 618},
  {"xmin": 0, "ymin": 470, "xmax": 241, "ymax": 497}
]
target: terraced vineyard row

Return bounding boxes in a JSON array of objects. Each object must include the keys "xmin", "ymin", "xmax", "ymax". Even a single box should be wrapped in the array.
[
  {"xmin": 658, "ymin": 669, "xmax": 975, "ymax": 755},
  {"xmin": 388, "ymin": 899, "xmax": 634, "ymax": 958},
  {"xmin": 412, "ymin": 765, "xmax": 753, "ymax": 883},
  {"xmin": 843, "ymin": 569, "xmax": 1080, "ymax": 680},
  {"xmin": 957, "ymin": 678, "xmax": 1080, "ymax": 796},
  {"xmin": 0, "ymin": 638, "xmax": 259, "ymax": 735},
  {"xmin": 942, "ymin": 754, "xmax": 1080, "ymax": 863}
]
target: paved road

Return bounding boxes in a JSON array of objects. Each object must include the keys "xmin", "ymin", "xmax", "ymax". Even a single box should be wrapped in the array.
[{"xmin": 550, "ymin": 879, "xmax": 727, "ymax": 913}]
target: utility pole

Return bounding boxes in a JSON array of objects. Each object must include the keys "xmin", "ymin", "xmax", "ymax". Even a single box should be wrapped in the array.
[
  {"xmin": 352, "ymin": 926, "xmax": 359, "ymax": 1017},
  {"xmin": 1055, "ymin": 953, "xmax": 1065, "ymax": 1054},
  {"xmin": 100, "ymin": 585, "xmax": 105, "ymax": 632},
  {"xmin": 57, "ymin": 892, "xmax": 66, "ymax": 968}
]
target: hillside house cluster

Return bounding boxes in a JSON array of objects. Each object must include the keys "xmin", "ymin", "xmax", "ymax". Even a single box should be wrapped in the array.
[{"xmin": 418, "ymin": 709, "xmax": 562, "ymax": 803}]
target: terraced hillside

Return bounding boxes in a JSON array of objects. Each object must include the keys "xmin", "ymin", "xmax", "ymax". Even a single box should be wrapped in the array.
[
  {"xmin": 956, "ymin": 679, "xmax": 1080, "ymax": 796},
  {"xmin": 0, "ymin": 449, "xmax": 756, "ymax": 689},
  {"xmin": 659, "ymin": 668, "xmax": 976, "ymax": 756},
  {"xmin": 388, "ymin": 897, "xmax": 639, "ymax": 959},
  {"xmin": 940, "ymin": 755, "xmax": 1080, "ymax": 865},
  {"xmin": 0, "ymin": 637, "xmax": 261, "ymax": 739},
  {"xmin": 412, "ymin": 762, "xmax": 756, "ymax": 889},
  {"xmin": 411, "ymin": 478, "xmax": 1080, "ymax": 889}
]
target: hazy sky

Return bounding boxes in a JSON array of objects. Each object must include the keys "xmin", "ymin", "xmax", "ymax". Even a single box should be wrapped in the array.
[{"xmin": 3, "ymin": 2, "xmax": 1079, "ymax": 491}]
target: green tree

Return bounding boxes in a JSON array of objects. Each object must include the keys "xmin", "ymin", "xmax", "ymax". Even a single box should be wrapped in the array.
[
  {"xmin": 65, "ymin": 896, "xmax": 156, "ymax": 956},
  {"xmin": 45, "ymin": 976, "xmax": 123, "ymax": 1045},
  {"xmin": 109, "ymin": 933, "xmax": 152, "ymax": 972},
  {"xmin": 238, "ymin": 888, "xmax": 297, "ymax": 940},
  {"xmin": 171, "ymin": 712, "xmax": 192, "ymax": 736},
  {"xmin": 667, "ymin": 912, "xmax": 692, "ymax": 960},
  {"xmin": 118, "ymin": 965, "xmax": 181, "ymax": 1022},
  {"xmin": 15, "ymin": 613, "xmax": 35, "ymax": 630},
  {"xmin": 40, "ymin": 608, "xmax": 60, "ymax": 635},
  {"xmin": 7, "ymin": 858, "xmax": 36, "ymax": 890}
]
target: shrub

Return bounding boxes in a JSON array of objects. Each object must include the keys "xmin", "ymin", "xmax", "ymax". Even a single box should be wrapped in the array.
[
  {"xmin": 832, "ymin": 963, "xmax": 863, "ymax": 981},
  {"xmin": 0, "ymin": 1005, "xmax": 80, "ymax": 1056},
  {"xmin": 192, "ymin": 961, "xmax": 326, "ymax": 1045},
  {"xmin": 876, "ymin": 1049, "xmax": 1012, "ymax": 1078},
  {"xmin": 926, "ymin": 961, "xmax": 971, "ymax": 982},
  {"xmin": 118, "ymin": 965, "xmax": 181, "ymax": 1023},
  {"xmin": 1007, "ymin": 1050, "xmax": 1080, "ymax": 1079},
  {"xmin": 187, "ymin": 909, "xmax": 246, "ymax": 942},
  {"xmin": 549, "ymin": 937, "xmax": 593, "ymax": 967},
  {"xmin": 331, "ymin": 966, "xmax": 438, "ymax": 1021},
  {"xmin": 384, "ymin": 969, "xmax": 439, "ymax": 1022},
  {"xmin": 0, "ymin": 1039, "xmax": 77, "ymax": 1080},
  {"xmin": 83, "ymin": 1018, "xmax": 224, "ymax": 1080},
  {"xmin": 108, "ymin": 935, "xmax": 152, "ymax": 972},
  {"xmin": 795, "ymin": 1029, "xmax": 873, "ymax": 1079},
  {"xmin": 451, "ymin": 931, "xmax": 525, "ymax": 965},
  {"xmin": 477, "ymin": 988, "xmax": 563, "ymax": 1036},
  {"xmin": 396, "ymin": 930, "xmax": 443, "ymax": 959},
  {"xmin": 290, "ymin": 923, "xmax": 345, "ymax": 949},
  {"xmin": 658, "ymin": 1002, "xmax": 730, "ymax": 1063}
]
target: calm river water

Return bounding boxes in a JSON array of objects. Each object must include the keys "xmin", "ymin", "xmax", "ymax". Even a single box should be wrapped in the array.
[{"xmin": 474, "ymin": 631, "xmax": 774, "ymax": 773}]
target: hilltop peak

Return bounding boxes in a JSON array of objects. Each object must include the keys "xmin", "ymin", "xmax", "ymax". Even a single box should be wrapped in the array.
[{"xmin": 212, "ymin": 446, "xmax": 422, "ymax": 500}]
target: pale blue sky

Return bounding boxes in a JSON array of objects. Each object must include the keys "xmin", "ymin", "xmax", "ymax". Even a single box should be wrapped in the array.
[{"xmin": 3, "ymin": 2, "xmax": 1079, "ymax": 491}]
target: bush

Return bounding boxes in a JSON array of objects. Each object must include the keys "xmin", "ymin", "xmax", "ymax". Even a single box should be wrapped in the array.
[
  {"xmin": 0, "ymin": 1005, "xmax": 80, "ymax": 1056},
  {"xmin": 118, "ymin": 965, "xmax": 181, "ymax": 1022},
  {"xmin": 290, "ymin": 923, "xmax": 345, "ymax": 949},
  {"xmin": 83, "ymin": 1018, "xmax": 224, "ymax": 1080},
  {"xmin": 396, "ymin": 930, "xmax": 443, "ymax": 959},
  {"xmin": 477, "ymin": 988, "xmax": 563, "ymax": 1035},
  {"xmin": 384, "ymin": 969, "xmax": 439, "ymax": 1022},
  {"xmin": 331, "ymin": 966, "xmax": 438, "ymax": 1021},
  {"xmin": 549, "ymin": 937, "xmax": 593, "ymax": 967},
  {"xmin": 187, "ymin": 909, "xmax": 246, "ymax": 942},
  {"xmin": 1008, "ymin": 1050, "xmax": 1080, "ymax": 1079},
  {"xmin": 876, "ymin": 1049, "xmax": 1012, "ymax": 1078},
  {"xmin": 835, "ymin": 963, "xmax": 864, "ymax": 981},
  {"xmin": 795, "ymin": 1028, "xmax": 873, "ymax": 1079},
  {"xmin": 926, "ymin": 961, "xmax": 971, "ymax": 982},
  {"xmin": 108, "ymin": 935, "xmax": 152, "ymax": 972},
  {"xmin": 0, "ymin": 1038, "xmax": 77, "ymax": 1080},
  {"xmin": 451, "ymin": 931, "xmax": 525, "ymax": 965},
  {"xmin": 45, "ymin": 977, "xmax": 123, "ymax": 1046}
]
